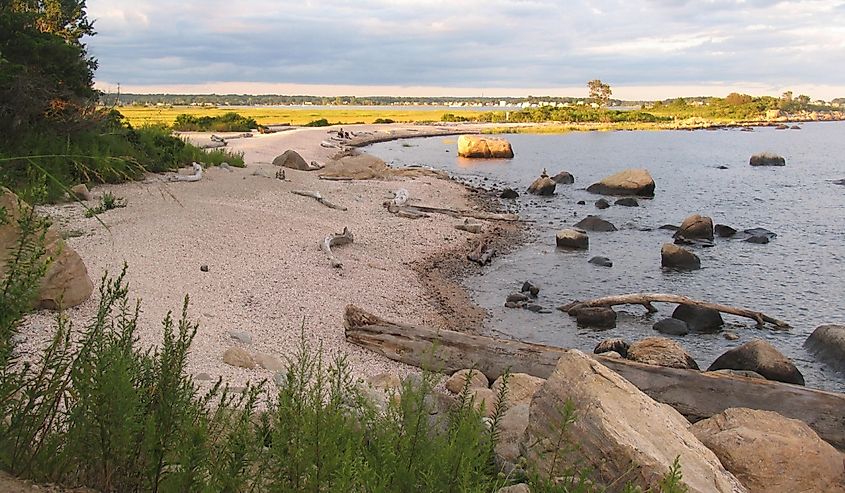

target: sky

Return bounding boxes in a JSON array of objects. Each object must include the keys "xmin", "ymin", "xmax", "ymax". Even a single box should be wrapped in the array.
[{"xmin": 87, "ymin": 0, "xmax": 845, "ymax": 100}]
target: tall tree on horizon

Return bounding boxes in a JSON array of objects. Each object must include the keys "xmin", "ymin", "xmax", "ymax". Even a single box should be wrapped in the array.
[{"xmin": 587, "ymin": 79, "xmax": 612, "ymax": 107}]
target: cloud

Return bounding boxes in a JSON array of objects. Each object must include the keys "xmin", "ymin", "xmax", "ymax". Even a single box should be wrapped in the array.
[{"xmin": 86, "ymin": 0, "xmax": 845, "ymax": 97}]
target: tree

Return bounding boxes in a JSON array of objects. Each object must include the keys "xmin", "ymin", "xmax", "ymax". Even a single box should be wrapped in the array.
[
  {"xmin": 724, "ymin": 93, "xmax": 752, "ymax": 105},
  {"xmin": 781, "ymin": 91, "xmax": 793, "ymax": 102},
  {"xmin": 587, "ymin": 79, "xmax": 612, "ymax": 107}
]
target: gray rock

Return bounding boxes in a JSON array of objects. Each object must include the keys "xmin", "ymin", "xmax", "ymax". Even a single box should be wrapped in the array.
[
  {"xmin": 527, "ymin": 170, "xmax": 556, "ymax": 196},
  {"xmin": 507, "ymin": 293, "xmax": 529, "ymax": 303},
  {"xmin": 574, "ymin": 307, "xmax": 617, "ymax": 329},
  {"xmin": 588, "ymin": 256, "xmax": 612, "ymax": 267},
  {"xmin": 228, "ymin": 330, "xmax": 253, "ymax": 345},
  {"xmin": 200, "ymin": 264, "xmax": 209, "ymax": 272},
  {"xmin": 551, "ymin": 171, "xmax": 574, "ymax": 184},
  {"xmin": 659, "ymin": 224, "xmax": 680, "ymax": 231},
  {"xmin": 723, "ymin": 331, "xmax": 740, "ymax": 341},
  {"xmin": 744, "ymin": 235, "xmax": 770, "ymax": 244},
  {"xmin": 594, "ymin": 198, "xmax": 611, "ymax": 209},
  {"xmin": 500, "ymin": 188, "xmax": 519, "ymax": 199},
  {"xmin": 273, "ymin": 371, "xmax": 287, "ymax": 388},
  {"xmin": 653, "ymin": 318, "xmax": 690, "ymax": 336},
  {"xmin": 708, "ymin": 339, "xmax": 804, "ymax": 385},
  {"xmin": 521, "ymin": 281, "xmax": 540, "ymax": 297},
  {"xmin": 497, "ymin": 484, "xmax": 531, "ymax": 493},
  {"xmin": 714, "ymin": 224, "xmax": 737, "ymax": 237},
  {"xmin": 804, "ymin": 324, "xmax": 845, "ymax": 371},
  {"xmin": 614, "ymin": 197, "xmax": 639, "ymax": 207},
  {"xmin": 672, "ymin": 304, "xmax": 724, "ymax": 332},
  {"xmin": 273, "ymin": 149, "xmax": 320, "ymax": 170},
  {"xmin": 574, "ymin": 215, "xmax": 617, "ymax": 232}
]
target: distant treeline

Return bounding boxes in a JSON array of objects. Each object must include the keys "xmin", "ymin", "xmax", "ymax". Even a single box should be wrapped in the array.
[{"xmin": 445, "ymin": 107, "xmax": 667, "ymax": 124}]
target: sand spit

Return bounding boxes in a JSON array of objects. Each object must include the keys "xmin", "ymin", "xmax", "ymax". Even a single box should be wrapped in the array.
[{"xmin": 20, "ymin": 124, "xmax": 513, "ymax": 386}]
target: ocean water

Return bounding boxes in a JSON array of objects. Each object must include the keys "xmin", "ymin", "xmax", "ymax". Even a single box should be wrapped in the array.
[{"xmin": 367, "ymin": 122, "xmax": 845, "ymax": 392}]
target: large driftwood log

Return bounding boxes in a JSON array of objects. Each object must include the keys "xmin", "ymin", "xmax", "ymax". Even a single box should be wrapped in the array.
[
  {"xmin": 343, "ymin": 305, "xmax": 845, "ymax": 449},
  {"xmin": 291, "ymin": 190, "xmax": 347, "ymax": 211},
  {"xmin": 559, "ymin": 293, "xmax": 790, "ymax": 329},
  {"xmin": 170, "ymin": 162, "xmax": 203, "ymax": 182},
  {"xmin": 322, "ymin": 227, "xmax": 354, "ymax": 268}
]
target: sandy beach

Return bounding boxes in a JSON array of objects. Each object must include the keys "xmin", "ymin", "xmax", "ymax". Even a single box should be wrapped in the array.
[{"xmin": 19, "ymin": 123, "xmax": 512, "ymax": 386}]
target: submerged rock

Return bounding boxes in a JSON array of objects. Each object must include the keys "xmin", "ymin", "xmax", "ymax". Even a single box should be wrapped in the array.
[
  {"xmin": 551, "ymin": 171, "xmax": 575, "ymax": 184},
  {"xmin": 714, "ymin": 224, "xmax": 737, "ymax": 237},
  {"xmin": 586, "ymin": 168, "xmax": 655, "ymax": 197},
  {"xmin": 708, "ymin": 339, "xmax": 805, "ymax": 385},
  {"xmin": 588, "ymin": 256, "xmax": 613, "ymax": 267},
  {"xmin": 749, "ymin": 152, "xmax": 786, "ymax": 166},
  {"xmin": 614, "ymin": 197, "xmax": 639, "ymax": 207},
  {"xmin": 672, "ymin": 304, "xmax": 724, "ymax": 332},
  {"xmin": 573, "ymin": 307, "xmax": 616, "ymax": 329},
  {"xmin": 574, "ymin": 215, "xmax": 617, "ymax": 232},
  {"xmin": 594, "ymin": 198, "xmax": 611, "ymax": 209},
  {"xmin": 653, "ymin": 318, "xmax": 690, "ymax": 336},
  {"xmin": 500, "ymin": 188, "xmax": 519, "ymax": 199}
]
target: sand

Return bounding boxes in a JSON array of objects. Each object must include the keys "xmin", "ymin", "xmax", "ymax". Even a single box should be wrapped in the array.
[{"xmin": 20, "ymin": 124, "xmax": 502, "ymax": 386}]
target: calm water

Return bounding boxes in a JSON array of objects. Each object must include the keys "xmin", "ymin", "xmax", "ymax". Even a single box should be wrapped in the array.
[{"xmin": 368, "ymin": 122, "xmax": 845, "ymax": 392}]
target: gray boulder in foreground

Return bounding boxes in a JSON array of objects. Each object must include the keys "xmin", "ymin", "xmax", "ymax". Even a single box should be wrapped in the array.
[
  {"xmin": 708, "ymin": 339, "xmax": 804, "ymax": 385},
  {"xmin": 523, "ymin": 350, "xmax": 747, "ymax": 492}
]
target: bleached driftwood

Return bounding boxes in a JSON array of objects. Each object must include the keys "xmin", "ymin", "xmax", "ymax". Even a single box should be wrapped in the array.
[
  {"xmin": 392, "ymin": 188, "xmax": 409, "ymax": 207},
  {"xmin": 455, "ymin": 219, "xmax": 482, "ymax": 234},
  {"xmin": 210, "ymin": 134, "xmax": 226, "ymax": 143},
  {"xmin": 468, "ymin": 241, "xmax": 494, "ymax": 265},
  {"xmin": 322, "ymin": 227, "xmax": 354, "ymax": 268},
  {"xmin": 291, "ymin": 190, "xmax": 347, "ymax": 211},
  {"xmin": 558, "ymin": 293, "xmax": 790, "ymax": 329},
  {"xmin": 384, "ymin": 201, "xmax": 519, "ymax": 222},
  {"xmin": 320, "ymin": 140, "xmax": 339, "ymax": 148},
  {"xmin": 343, "ymin": 305, "xmax": 845, "ymax": 449},
  {"xmin": 170, "ymin": 162, "xmax": 203, "ymax": 182}
]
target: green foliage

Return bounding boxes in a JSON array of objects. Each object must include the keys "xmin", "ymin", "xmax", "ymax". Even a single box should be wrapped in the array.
[
  {"xmin": 172, "ymin": 112, "xmax": 259, "ymax": 132},
  {"xmin": 303, "ymin": 118, "xmax": 332, "ymax": 127},
  {"xmin": 588, "ymin": 79, "xmax": 613, "ymax": 107},
  {"xmin": 476, "ymin": 106, "xmax": 665, "ymax": 124},
  {"xmin": 441, "ymin": 113, "xmax": 472, "ymax": 122},
  {"xmin": 83, "ymin": 191, "xmax": 126, "ymax": 218},
  {"xmin": 372, "ymin": 118, "xmax": 395, "ymax": 124}
]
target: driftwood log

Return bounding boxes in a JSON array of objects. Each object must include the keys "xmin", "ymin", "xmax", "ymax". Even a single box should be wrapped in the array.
[
  {"xmin": 344, "ymin": 305, "xmax": 845, "ymax": 449},
  {"xmin": 467, "ymin": 240, "xmax": 494, "ymax": 265},
  {"xmin": 170, "ymin": 162, "xmax": 203, "ymax": 182},
  {"xmin": 291, "ymin": 190, "xmax": 347, "ymax": 211},
  {"xmin": 559, "ymin": 293, "xmax": 790, "ymax": 329},
  {"xmin": 321, "ymin": 227, "xmax": 354, "ymax": 268}
]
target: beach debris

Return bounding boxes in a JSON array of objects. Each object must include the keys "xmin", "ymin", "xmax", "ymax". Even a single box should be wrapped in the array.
[
  {"xmin": 467, "ymin": 240, "xmax": 495, "ymax": 266},
  {"xmin": 391, "ymin": 188, "xmax": 409, "ymax": 207},
  {"xmin": 455, "ymin": 219, "xmax": 483, "ymax": 234},
  {"xmin": 558, "ymin": 293, "xmax": 790, "ymax": 330},
  {"xmin": 321, "ymin": 226, "xmax": 354, "ymax": 268},
  {"xmin": 69, "ymin": 183, "xmax": 92, "ymax": 201},
  {"xmin": 275, "ymin": 168, "xmax": 285, "ymax": 180},
  {"xmin": 291, "ymin": 189, "xmax": 347, "ymax": 211},
  {"xmin": 170, "ymin": 162, "xmax": 203, "ymax": 182},
  {"xmin": 200, "ymin": 264, "xmax": 209, "ymax": 272}
]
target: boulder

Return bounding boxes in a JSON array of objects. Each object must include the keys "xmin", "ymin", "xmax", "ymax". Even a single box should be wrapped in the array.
[
  {"xmin": 506, "ymin": 293, "xmax": 529, "ymax": 303},
  {"xmin": 653, "ymin": 318, "xmax": 690, "ymax": 336},
  {"xmin": 273, "ymin": 149, "xmax": 321, "ymax": 170},
  {"xmin": 573, "ymin": 215, "xmax": 617, "ymax": 232},
  {"xmin": 253, "ymin": 353, "xmax": 284, "ymax": 372},
  {"xmin": 551, "ymin": 171, "xmax": 574, "ymax": 184},
  {"xmin": 614, "ymin": 197, "xmax": 639, "ymax": 207},
  {"xmin": 527, "ymin": 169, "xmax": 556, "ymax": 196},
  {"xmin": 690, "ymin": 408, "xmax": 845, "ymax": 493},
  {"xmin": 471, "ymin": 388, "xmax": 498, "ymax": 417},
  {"xmin": 69, "ymin": 184, "xmax": 92, "ymax": 201},
  {"xmin": 573, "ymin": 307, "xmax": 616, "ymax": 329},
  {"xmin": 588, "ymin": 256, "xmax": 612, "ymax": 267},
  {"xmin": 672, "ymin": 304, "xmax": 724, "ymax": 332},
  {"xmin": 555, "ymin": 229, "xmax": 588, "ymax": 250},
  {"xmin": 744, "ymin": 235, "xmax": 769, "ymax": 244},
  {"xmin": 804, "ymin": 324, "xmax": 845, "ymax": 370},
  {"xmin": 742, "ymin": 227, "xmax": 776, "ymax": 244},
  {"xmin": 749, "ymin": 153, "xmax": 786, "ymax": 166},
  {"xmin": 594, "ymin": 198, "xmax": 610, "ymax": 209},
  {"xmin": 661, "ymin": 243, "xmax": 701, "ymax": 270},
  {"xmin": 445, "ymin": 368, "xmax": 489, "ymax": 394},
  {"xmin": 494, "ymin": 403, "xmax": 530, "ymax": 466},
  {"xmin": 627, "ymin": 337, "xmax": 699, "ymax": 369},
  {"xmin": 714, "ymin": 224, "xmax": 737, "ymax": 237},
  {"xmin": 492, "ymin": 373, "xmax": 545, "ymax": 405},
  {"xmin": 674, "ymin": 214, "xmax": 714, "ymax": 241},
  {"xmin": 523, "ymin": 350, "xmax": 747, "ymax": 492},
  {"xmin": 366, "ymin": 372, "xmax": 402, "ymax": 391},
  {"xmin": 0, "ymin": 188, "xmax": 94, "ymax": 309},
  {"xmin": 586, "ymin": 168, "xmax": 655, "ymax": 197},
  {"xmin": 500, "ymin": 188, "xmax": 519, "ymax": 199},
  {"xmin": 457, "ymin": 135, "xmax": 514, "ymax": 158},
  {"xmin": 707, "ymin": 339, "xmax": 804, "ymax": 385},
  {"xmin": 594, "ymin": 338, "xmax": 629, "ymax": 357},
  {"xmin": 222, "ymin": 347, "xmax": 255, "ymax": 369}
]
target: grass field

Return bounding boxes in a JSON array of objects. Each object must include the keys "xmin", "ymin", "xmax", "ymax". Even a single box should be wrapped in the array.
[{"xmin": 116, "ymin": 106, "xmax": 487, "ymax": 127}]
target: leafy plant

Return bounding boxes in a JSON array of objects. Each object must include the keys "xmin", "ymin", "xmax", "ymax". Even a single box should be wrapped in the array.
[{"xmin": 84, "ymin": 192, "xmax": 127, "ymax": 218}]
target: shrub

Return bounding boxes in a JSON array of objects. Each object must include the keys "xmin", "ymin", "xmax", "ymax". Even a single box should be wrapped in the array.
[
  {"xmin": 303, "ymin": 118, "xmax": 331, "ymax": 127},
  {"xmin": 372, "ymin": 118, "xmax": 395, "ymax": 124},
  {"xmin": 83, "ymin": 191, "xmax": 126, "ymax": 218},
  {"xmin": 172, "ymin": 112, "xmax": 259, "ymax": 132}
]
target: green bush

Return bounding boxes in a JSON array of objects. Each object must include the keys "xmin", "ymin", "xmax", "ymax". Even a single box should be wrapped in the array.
[
  {"xmin": 303, "ymin": 118, "xmax": 331, "ymax": 127},
  {"xmin": 441, "ymin": 113, "xmax": 471, "ymax": 122},
  {"xmin": 172, "ymin": 112, "xmax": 259, "ymax": 132},
  {"xmin": 372, "ymin": 118, "xmax": 396, "ymax": 124}
]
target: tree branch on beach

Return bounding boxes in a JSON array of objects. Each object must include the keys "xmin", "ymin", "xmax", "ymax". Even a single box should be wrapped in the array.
[
  {"xmin": 291, "ymin": 190, "xmax": 347, "ymax": 211},
  {"xmin": 321, "ymin": 227, "xmax": 354, "ymax": 268}
]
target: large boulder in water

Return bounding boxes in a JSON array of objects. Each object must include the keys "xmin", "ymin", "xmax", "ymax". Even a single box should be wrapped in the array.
[
  {"xmin": 653, "ymin": 318, "xmax": 690, "ymax": 336},
  {"xmin": 586, "ymin": 168, "xmax": 655, "ymax": 197},
  {"xmin": 690, "ymin": 408, "xmax": 845, "ymax": 493},
  {"xmin": 804, "ymin": 324, "xmax": 845, "ymax": 371},
  {"xmin": 674, "ymin": 214, "xmax": 714, "ymax": 241},
  {"xmin": 273, "ymin": 149, "xmax": 321, "ymax": 170},
  {"xmin": 627, "ymin": 337, "xmax": 699, "ymax": 369},
  {"xmin": 672, "ymin": 304, "xmax": 723, "ymax": 332},
  {"xmin": 527, "ymin": 169, "xmax": 556, "ymax": 195},
  {"xmin": 555, "ymin": 229, "xmax": 588, "ymax": 249},
  {"xmin": 661, "ymin": 243, "xmax": 701, "ymax": 270},
  {"xmin": 573, "ymin": 215, "xmax": 617, "ymax": 232},
  {"xmin": 457, "ymin": 135, "xmax": 514, "ymax": 158},
  {"xmin": 573, "ymin": 307, "xmax": 616, "ymax": 329},
  {"xmin": 708, "ymin": 339, "xmax": 804, "ymax": 385},
  {"xmin": 0, "ymin": 188, "xmax": 94, "ymax": 309},
  {"xmin": 522, "ymin": 350, "xmax": 747, "ymax": 492},
  {"xmin": 749, "ymin": 153, "xmax": 785, "ymax": 166}
]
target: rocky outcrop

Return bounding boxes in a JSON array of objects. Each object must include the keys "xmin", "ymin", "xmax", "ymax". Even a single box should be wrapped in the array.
[
  {"xmin": 551, "ymin": 171, "xmax": 574, "ymax": 184},
  {"xmin": 594, "ymin": 338, "xmax": 629, "ymax": 357},
  {"xmin": 273, "ymin": 149, "xmax": 321, "ymax": 170},
  {"xmin": 804, "ymin": 324, "xmax": 845, "ymax": 370},
  {"xmin": 586, "ymin": 168, "xmax": 655, "ymax": 197},
  {"xmin": 555, "ymin": 229, "xmax": 588, "ymax": 249},
  {"xmin": 445, "ymin": 368, "xmax": 489, "ymax": 394},
  {"xmin": 573, "ymin": 215, "xmax": 617, "ymax": 232},
  {"xmin": 690, "ymin": 408, "xmax": 845, "ymax": 493},
  {"xmin": 672, "ymin": 304, "xmax": 723, "ymax": 332},
  {"xmin": 627, "ymin": 337, "xmax": 699, "ymax": 369},
  {"xmin": 653, "ymin": 318, "xmax": 690, "ymax": 336},
  {"xmin": 527, "ymin": 169, "xmax": 556, "ymax": 195},
  {"xmin": 523, "ymin": 350, "xmax": 746, "ymax": 492},
  {"xmin": 674, "ymin": 214, "xmax": 714, "ymax": 241},
  {"xmin": 573, "ymin": 307, "xmax": 616, "ymax": 329},
  {"xmin": 0, "ymin": 188, "xmax": 94, "ymax": 309},
  {"xmin": 749, "ymin": 153, "xmax": 786, "ymax": 166},
  {"xmin": 661, "ymin": 243, "xmax": 701, "ymax": 270},
  {"xmin": 708, "ymin": 340, "xmax": 804, "ymax": 385},
  {"xmin": 457, "ymin": 135, "xmax": 514, "ymax": 158}
]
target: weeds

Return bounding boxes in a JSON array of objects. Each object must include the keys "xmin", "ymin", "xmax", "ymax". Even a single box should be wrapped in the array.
[{"xmin": 83, "ymin": 191, "xmax": 127, "ymax": 218}]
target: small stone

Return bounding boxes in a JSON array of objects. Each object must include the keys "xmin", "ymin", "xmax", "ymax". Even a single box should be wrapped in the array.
[
  {"xmin": 222, "ymin": 347, "xmax": 255, "ymax": 369},
  {"xmin": 253, "ymin": 353, "xmax": 284, "ymax": 372},
  {"xmin": 195, "ymin": 372, "xmax": 213, "ymax": 381},
  {"xmin": 723, "ymin": 331, "xmax": 740, "ymax": 341},
  {"xmin": 576, "ymin": 200, "xmax": 586, "ymax": 205},
  {"xmin": 507, "ymin": 293, "xmax": 529, "ymax": 303},
  {"xmin": 200, "ymin": 264, "xmax": 209, "ymax": 272},
  {"xmin": 614, "ymin": 197, "xmax": 639, "ymax": 207},
  {"xmin": 69, "ymin": 184, "xmax": 92, "ymax": 201},
  {"xmin": 588, "ymin": 256, "xmax": 612, "ymax": 267},
  {"xmin": 500, "ymin": 188, "xmax": 519, "ymax": 199},
  {"xmin": 594, "ymin": 198, "xmax": 610, "ymax": 209},
  {"xmin": 520, "ymin": 281, "xmax": 540, "ymax": 297},
  {"xmin": 504, "ymin": 301, "xmax": 524, "ymax": 309},
  {"xmin": 228, "ymin": 330, "xmax": 252, "ymax": 345},
  {"xmin": 497, "ymin": 483, "xmax": 531, "ymax": 493},
  {"xmin": 273, "ymin": 371, "xmax": 287, "ymax": 387}
]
